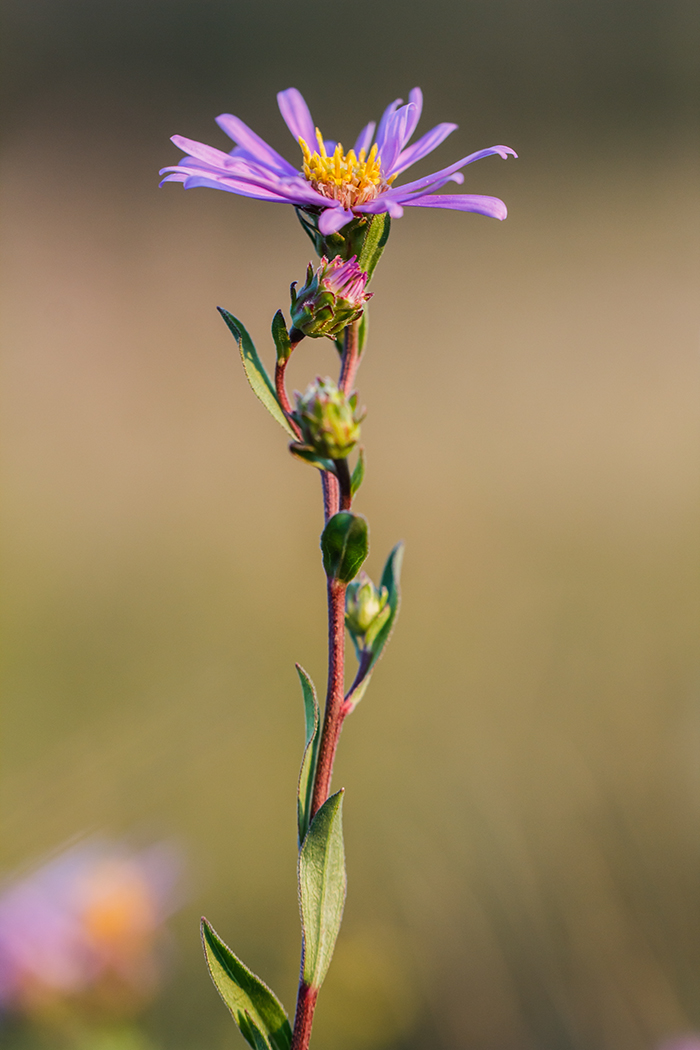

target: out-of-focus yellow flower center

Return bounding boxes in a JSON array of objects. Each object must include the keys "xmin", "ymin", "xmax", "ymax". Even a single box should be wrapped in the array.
[{"xmin": 299, "ymin": 129, "xmax": 396, "ymax": 209}]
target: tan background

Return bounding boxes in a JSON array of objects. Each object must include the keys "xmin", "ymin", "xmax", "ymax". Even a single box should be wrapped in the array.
[{"xmin": 2, "ymin": 1, "xmax": 699, "ymax": 1047}]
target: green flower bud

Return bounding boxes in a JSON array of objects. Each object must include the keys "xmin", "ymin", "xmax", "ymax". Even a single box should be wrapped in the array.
[
  {"xmin": 293, "ymin": 378, "xmax": 363, "ymax": 461},
  {"xmin": 345, "ymin": 571, "xmax": 390, "ymax": 650},
  {"xmin": 290, "ymin": 255, "xmax": 371, "ymax": 340}
]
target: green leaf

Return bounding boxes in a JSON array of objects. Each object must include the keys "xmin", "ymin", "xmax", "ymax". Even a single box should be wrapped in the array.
[
  {"xmin": 296, "ymin": 664, "xmax": 320, "ymax": 846},
  {"xmin": 350, "ymin": 448, "xmax": 365, "ymax": 498},
  {"xmin": 271, "ymin": 310, "xmax": 292, "ymax": 362},
  {"xmin": 201, "ymin": 920, "xmax": 292, "ymax": 1050},
  {"xmin": 299, "ymin": 790, "xmax": 347, "ymax": 990},
  {"xmin": 321, "ymin": 512, "xmax": 368, "ymax": 583},
  {"xmin": 357, "ymin": 213, "xmax": 391, "ymax": 279},
  {"xmin": 345, "ymin": 543, "xmax": 404, "ymax": 712},
  {"xmin": 289, "ymin": 442, "xmax": 337, "ymax": 475},
  {"xmin": 357, "ymin": 307, "xmax": 369, "ymax": 356},
  {"xmin": 218, "ymin": 308, "xmax": 296, "ymax": 438}
]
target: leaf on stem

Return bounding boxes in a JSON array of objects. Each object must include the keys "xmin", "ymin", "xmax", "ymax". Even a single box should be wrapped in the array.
[
  {"xmin": 321, "ymin": 512, "xmax": 369, "ymax": 583},
  {"xmin": 218, "ymin": 308, "xmax": 296, "ymax": 438},
  {"xmin": 296, "ymin": 664, "xmax": 320, "ymax": 846},
  {"xmin": 357, "ymin": 308, "xmax": 369, "ymax": 356},
  {"xmin": 357, "ymin": 213, "xmax": 391, "ymax": 279},
  {"xmin": 345, "ymin": 542, "xmax": 404, "ymax": 712},
  {"xmin": 289, "ymin": 443, "xmax": 337, "ymax": 475},
  {"xmin": 299, "ymin": 790, "xmax": 347, "ymax": 991},
  {"xmin": 201, "ymin": 919, "xmax": 292, "ymax": 1050},
  {"xmin": 271, "ymin": 310, "xmax": 292, "ymax": 362},
  {"xmin": 350, "ymin": 448, "xmax": 365, "ymax": 498}
]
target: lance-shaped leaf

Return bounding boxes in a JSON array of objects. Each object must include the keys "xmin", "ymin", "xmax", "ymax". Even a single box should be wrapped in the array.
[
  {"xmin": 299, "ymin": 790, "xmax": 347, "ymax": 990},
  {"xmin": 350, "ymin": 448, "xmax": 365, "ymax": 497},
  {"xmin": 271, "ymin": 310, "xmax": 293, "ymax": 362},
  {"xmin": 357, "ymin": 307, "xmax": 369, "ymax": 356},
  {"xmin": 296, "ymin": 664, "xmax": 320, "ymax": 845},
  {"xmin": 321, "ymin": 512, "xmax": 368, "ymax": 583},
  {"xmin": 356, "ymin": 213, "xmax": 391, "ymax": 279},
  {"xmin": 218, "ymin": 308, "xmax": 296, "ymax": 438},
  {"xmin": 201, "ymin": 919, "xmax": 292, "ymax": 1050},
  {"xmin": 345, "ymin": 543, "xmax": 404, "ymax": 711}
]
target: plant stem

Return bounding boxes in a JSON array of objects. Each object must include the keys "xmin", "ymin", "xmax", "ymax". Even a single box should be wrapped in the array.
[
  {"xmin": 321, "ymin": 472, "xmax": 340, "ymax": 522},
  {"xmin": 310, "ymin": 577, "xmax": 348, "ymax": 819},
  {"xmin": 338, "ymin": 320, "xmax": 360, "ymax": 395},
  {"xmin": 275, "ymin": 358, "xmax": 302, "ymax": 438},
  {"xmin": 291, "ymin": 319, "xmax": 363, "ymax": 1050},
  {"xmin": 290, "ymin": 982, "xmax": 318, "ymax": 1050}
]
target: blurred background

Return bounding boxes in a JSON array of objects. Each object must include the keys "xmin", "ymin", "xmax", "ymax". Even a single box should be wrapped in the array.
[{"xmin": 2, "ymin": 0, "xmax": 699, "ymax": 1048}]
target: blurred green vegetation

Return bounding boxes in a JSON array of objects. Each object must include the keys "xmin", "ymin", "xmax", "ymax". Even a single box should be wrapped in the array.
[{"xmin": 2, "ymin": 1, "xmax": 699, "ymax": 1049}]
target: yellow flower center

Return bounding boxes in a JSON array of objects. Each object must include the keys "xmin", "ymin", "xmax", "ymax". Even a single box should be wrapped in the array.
[{"xmin": 299, "ymin": 129, "xmax": 396, "ymax": 210}]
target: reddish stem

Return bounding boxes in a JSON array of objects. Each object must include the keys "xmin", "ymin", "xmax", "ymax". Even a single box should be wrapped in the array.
[
  {"xmin": 338, "ymin": 321, "xmax": 360, "ymax": 395},
  {"xmin": 321, "ymin": 472, "xmax": 340, "ymax": 522},
  {"xmin": 290, "ymin": 982, "xmax": 318, "ymax": 1050},
  {"xmin": 276, "ymin": 357, "xmax": 302, "ymax": 438},
  {"xmin": 310, "ymin": 577, "xmax": 348, "ymax": 819}
]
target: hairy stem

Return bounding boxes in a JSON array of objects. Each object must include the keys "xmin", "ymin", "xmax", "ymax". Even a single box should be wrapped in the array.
[
  {"xmin": 290, "ymin": 982, "xmax": 318, "ymax": 1050},
  {"xmin": 310, "ymin": 577, "xmax": 348, "ymax": 818},
  {"xmin": 321, "ymin": 472, "xmax": 340, "ymax": 522},
  {"xmin": 275, "ymin": 358, "xmax": 302, "ymax": 438},
  {"xmin": 333, "ymin": 458, "xmax": 352, "ymax": 511},
  {"xmin": 338, "ymin": 320, "xmax": 360, "ymax": 395}
]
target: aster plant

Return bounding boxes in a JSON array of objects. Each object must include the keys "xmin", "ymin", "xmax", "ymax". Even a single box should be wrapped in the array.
[{"xmin": 161, "ymin": 86, "xmax": 515, "ymax": 1050}]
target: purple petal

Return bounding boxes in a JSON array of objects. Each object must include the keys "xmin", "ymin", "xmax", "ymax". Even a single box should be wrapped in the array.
[
  {"xmin": 374, "ymin": 97, "xmax": 403, "ymax": 156},
  {"xmin": 215, "ymin": 113, "xmax": 297, "ymax": 175},
  {"xmin": 318, "ymin": 207, "xmax": 354, "ymax": 235},
  {"xmin": 389, "ymin": 123, "xmax": 458, "ymax": 176},
  {"xmin": 404, "ymin": 88, "xmax": 423, "ymax": 143},
  {"xmin": 354, "ymin": 122, "xmax": 376, "ymax": 156},
  {"xmin": 379, "ymin": 104, "xmax": 416, "ymax": 174},
  {"xmin": 182, "ymin": 175, "xmax": 289, "ymax": 202},
  {"xmin": 277, "ymin": 88, "xmax": 317, "ymax": 149},
  {"xmin": 353, "ymin": 198, "xmax": 403, "ymax": 218},
  {"xmin": 403, "ymin": 193, "xmax": 508, "ymax": 220},
  {"xmin": 171, "ymin": 135, "xmax": 237, "ymax": 170},
  {"xmin": 385, "ymin": 144, "xmax": 517, "ymax": 198}
]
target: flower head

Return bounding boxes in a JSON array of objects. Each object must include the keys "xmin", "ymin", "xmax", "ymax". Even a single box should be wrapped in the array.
[
  {"xmin": 293, "ymin": 377, "xmax": 362, "ymax": 460},
  {"xmin": 290, "ymin": 255, "xmax": 371, "ymax": 339},
  {"xmin": 160, "ymin": 88, "xmax": 516, "ymax": 238}
]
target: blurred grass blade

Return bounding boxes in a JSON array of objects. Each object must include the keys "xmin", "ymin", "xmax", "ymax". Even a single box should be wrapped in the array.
[
  {"xmin": 299, "ymin": 789, "xmax": 347, "ymax": 990},
  {"xmin": 201, "ymin": 919, "xmax": 292, "ymax": 1050},
  {"xmin": 296, "ymin": 664, "xmax": 320, "ymax": 845},
  {"xmin": 217, "ymin": 308, "xmax": 296, "ymax": 438}
]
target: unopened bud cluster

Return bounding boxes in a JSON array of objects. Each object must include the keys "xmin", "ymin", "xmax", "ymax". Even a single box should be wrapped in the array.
[
  {"xmin": 293, "ymin": 377, "xmax": 362, "ymax": 460},
  {"xmin": 290, "ymin": 256, "xmax": 371, "ymax": 340},
  {"xmin": 345, "ymin": 571, "xmax": 390, "ymax": 651}
]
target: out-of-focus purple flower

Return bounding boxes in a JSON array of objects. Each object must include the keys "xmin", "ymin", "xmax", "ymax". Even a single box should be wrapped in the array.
[
  {"xmin": 160, "ymin": 88, "xmax": 516, "ymax": 236},
  {"xmin": 0, "ymin": 839, "xmax": 182, "ymax": 1018}
]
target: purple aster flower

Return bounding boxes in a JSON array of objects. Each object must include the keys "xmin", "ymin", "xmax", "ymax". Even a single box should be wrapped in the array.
[{"xmin": 160, "ymin": 88, "xmax": 517, "ymax": 236}]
